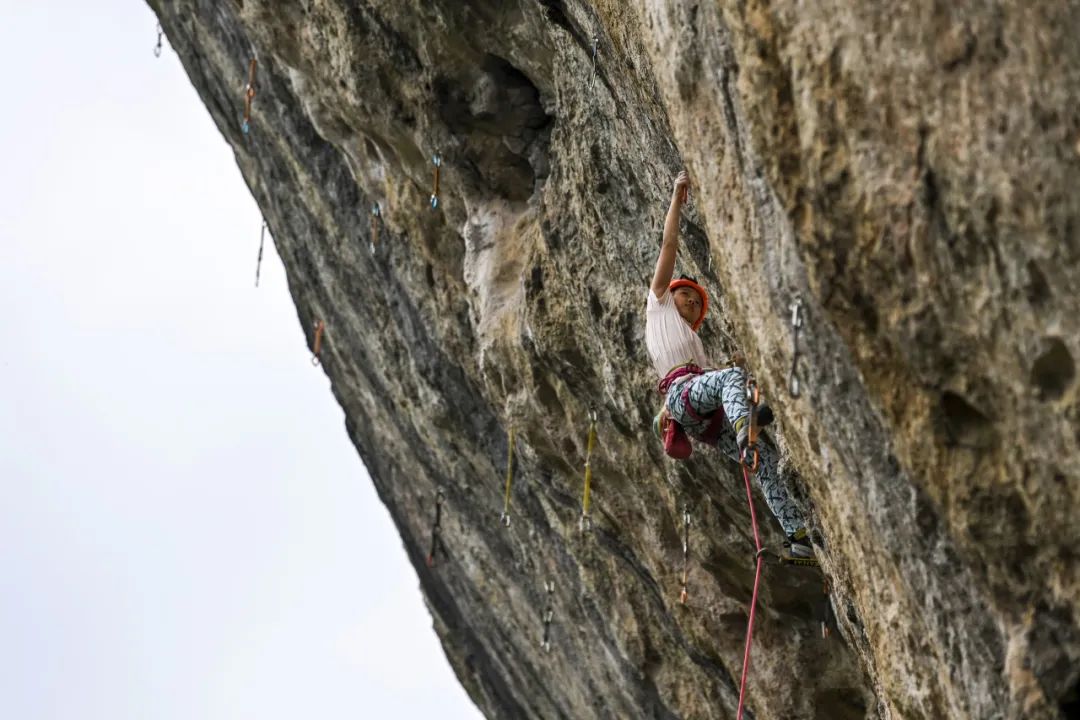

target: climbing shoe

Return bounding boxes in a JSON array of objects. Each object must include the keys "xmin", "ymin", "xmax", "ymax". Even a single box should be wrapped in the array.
[
  {"xmin": 734, "ymin": 415, "xmax": 749, "ymax": 451},
  {"xmin": 784, "ymin": 528, "xmax": 814, "ymax": 559}
]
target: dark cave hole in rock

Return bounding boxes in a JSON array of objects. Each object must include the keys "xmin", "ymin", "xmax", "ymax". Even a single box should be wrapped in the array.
[
  {"xmin": 535, "ymin": 0, "xmax": 575, "ymax": 37},
  {"xmin": 363, "ymin": 137, "xmax": 379, "ymax": 161},
  {"xmin": 1031, "ymin": 337, "xmax": 1075, "ymax": 401},
  {"xmin": 1026, "ymin": 260, "xmax": 1051, "ymax": 305},
  {"xmin": 433, "ymin": 53, "xmax": 552, "ymax": 202},
  {"xmin": 814, "ymin": 688, "xmax": 868, "ymax": 720},
  {"xmin": 940, "ymin": 391, "xmax": 996, "ymax": 448},
  {"xmin": 588, "ymin": 287, "xmax": 604, "ymax": 322},
  {"xmin": 1061, "ymin": 678, "xmax": 1080, "ymax": 718}
]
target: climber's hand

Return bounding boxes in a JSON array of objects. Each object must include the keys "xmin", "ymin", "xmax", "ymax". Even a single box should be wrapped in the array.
[{"xmin": 672, "ymin": 171, "xmax": 690, "ymax": 204}]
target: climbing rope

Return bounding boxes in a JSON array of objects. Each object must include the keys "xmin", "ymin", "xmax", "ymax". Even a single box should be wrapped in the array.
[
  {"xmin": 679, "ymin": 506, "xmax": 691, "ymax": 604},
  {"xmin": 736, "ymin": 375, "xmax": 765, "ymax": 720},
  {"xmin": 242, "ymin": 58, "xmax": 257, "ymax": 135},
  {"xmin": 788, "ymin": 297, "xmax": 804, "ymax": 397},
  {"xmin": 500, "ymin": 425, "xmax": 515, "ymax": 527},
  {"xmin": 430, "ymin": 152, "xmax": 442, "ymax": 209},
  {"xmin": 255, "ymin": 220, "xmax": 266, "ymax": 287},
  {"xmin": 369, "ymin": 202, "xmax": 381, "ymax": 251},
  {"xmin": 580, "ymin": 408, "xmax": 598, "ymax": 533},
  {"xmin": 541, "ymin": 580, "xmax": 555, "ymax": 651},
  {"xmin": 153, "ymin": 23, "xmax": 163, "ymax": 58},
  {"xmin": 310, "ymin": 319, "xmax": 325, "ymax": 366},
  {"xmin": 426, "ymin": 488, "xmax": 445, "ymax": 567}
]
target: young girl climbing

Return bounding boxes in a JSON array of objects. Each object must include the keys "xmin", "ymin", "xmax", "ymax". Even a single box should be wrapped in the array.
[{"xmin": 645, "ymin": 171, "xmax": 812, "ymax": 558}]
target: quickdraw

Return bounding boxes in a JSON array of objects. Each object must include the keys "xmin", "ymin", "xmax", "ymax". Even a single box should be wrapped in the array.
[
  {"xmin": 255, "ymin": 220, "xmax": 266, "ymax": 287},
  {"xmin": 789, "ymin": 297, "xmax": 804, "ymax": 397},
  {"xmin": 242, "ymin": 58, "xmax": 257, "ymax": 135},
  {"xmin": 426, "ymin": 488, "xmax": 445, "ymax": 567},
  {"xmin": 430, "ymin": 152, "xmax": 442, "ymax": 209},
  {"xmin": 820, "ymin": 579, "xmax": 833, "ymax": 640},
  {"xmin": 541, "ymin": 580, "xmax": 555, "ymax": 651},
  {"xmin": 736, "ymin": 374, "xmax": 764, "ymax": 720},
  {"xmin": 310, "ymin": 319, "xmax": 325, "ymax": 366},
  {"xmin": 580, "ymin": 408, "xmax": 598, "ymax": 533},
  {"xmin": 369, "ymin": 202, "xmax": 381, "ymax": 251},
  {"xmin": 744, "ymin": 377, "xmax": 762, "ymax": 472},
  {"xmin": 589, "ymin": 35, "xmax": 600, "ymax": 94},
  {"xmin": 153, "ymin": 23, "xmax": 163, "ymax": 58},
  {"xmin": 679, "ymin": 506, "xmax": 691, "ymax": 604},
  {"xmin": 500, "ymin": 425, "xmax": 515, "ymax": 527}
]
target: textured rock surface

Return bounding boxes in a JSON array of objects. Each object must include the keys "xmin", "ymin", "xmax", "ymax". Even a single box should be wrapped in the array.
[{"xmin": 149, "ymin": 1, "xmax": 1080, "ymax": 717}]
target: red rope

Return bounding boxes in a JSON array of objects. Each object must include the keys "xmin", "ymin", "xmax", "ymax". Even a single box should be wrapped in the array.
[{"xmin": 736, "ymin": 455, "xmax": 764, "ymax": 720}]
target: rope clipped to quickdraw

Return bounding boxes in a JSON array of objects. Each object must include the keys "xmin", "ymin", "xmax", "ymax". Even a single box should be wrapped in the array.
[
  {"xmin": 369, "ymin": 202, "xmax": 381, "ymax": 251},
  {"xmin": 426, "ymin": 488, "xmax": 445, "ymax": 567},
  {"xmin": 255, "ymin": 220, "xmax": 266, "ymax": 287},
  {"xmin": 430, "ymin": 152, "xmax": 442, "ymax": 209},
  {"xmin": 736, "ymin": 374, "xmax": 765, "ymax": 720},
  {"xmin": 500, "ymin": 425, "xmax": 515, "ymax": 527},
  {"xmin": 541, "ymin": 580, "xmax": 555, "ymax": 651},
  {"xmin": 679, "ymin": 506, "xmax": 691, "ymax": 604},
  {"xmin": 153, "ymin": 23, "xmax": 163, "ymax": 58},
  {"xmin": 789, "ymin": 297, "xmax": 804, "ymax": 397},
  {"xmin": 310, "ymin": 319, "xmax": 325, "ymax": 366},
  {"xmin": 242, "ymin": 58, "xmax": 257, "ymax": 135},
  {"xmin": 580, "ymin": 408, "xmax": 598, "ymax": 533}
]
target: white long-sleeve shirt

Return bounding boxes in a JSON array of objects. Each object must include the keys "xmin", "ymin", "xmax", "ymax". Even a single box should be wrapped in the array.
[{"xmin": 644, "ymin": 288, "xmax": 709, "ymax": 379}]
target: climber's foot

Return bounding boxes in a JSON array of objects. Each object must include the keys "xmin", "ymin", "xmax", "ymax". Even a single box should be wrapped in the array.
[{"xmin": 785, "ymin": 528, "xmax": 814, "ymax": 559}]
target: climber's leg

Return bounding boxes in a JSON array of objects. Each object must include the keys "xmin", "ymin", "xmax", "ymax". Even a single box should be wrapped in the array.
[
  {"xmin": 714, "ymin": 427, "xmax": 806, "ymax": 538},
  {"xmin": 753, "ymin": 434, "xmax": 806, "ymax": 538},
  {"xmin": 683, "ymin": 367, "xmax": 749, "ymax": 426}
]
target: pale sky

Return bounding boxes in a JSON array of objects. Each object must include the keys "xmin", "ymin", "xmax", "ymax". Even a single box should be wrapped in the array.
[{"xmin": 0, "ymin": 3, "xmax": 482, "ymax": 718}]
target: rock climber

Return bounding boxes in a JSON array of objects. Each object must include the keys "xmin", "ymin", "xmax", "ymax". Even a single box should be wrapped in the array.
[{"xmin": 645, "ymin": 170, "xmax": 813, "ymax": 559}]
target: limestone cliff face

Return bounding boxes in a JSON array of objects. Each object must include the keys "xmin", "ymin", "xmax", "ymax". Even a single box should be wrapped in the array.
[{"xmin": 149, "ymin": 1, "xmax": 1080, "ymax": 717}]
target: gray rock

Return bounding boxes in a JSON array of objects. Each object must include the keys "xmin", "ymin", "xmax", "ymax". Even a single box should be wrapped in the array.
[{"xmin": 148, "ymin": 0, "xmax": 1080, "ymax": 717}]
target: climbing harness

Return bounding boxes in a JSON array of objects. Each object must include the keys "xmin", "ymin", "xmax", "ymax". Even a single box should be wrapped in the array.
[
  {"xmin": 430, "ymin": 152, "xmax": 442, "ymax": 210},
  {"xmin": 580, "ymin": 408, "xmax": 598, "ymax": 532},
  {"xmin": 541, "ymin": 580, "xmax": 555, "ymax": 651},
  {"xmin": 153, "ymin": 23, "xmax": 163, "ymax": 58},
  {"xmin": 500, "ymin": 425, "xmax": 515, "ymax": 526},
  {"xmin": 255, "ymin": 220, "xmax": 266, "ymax": 287},
  {"xmin": 426, "ymin": 488, "xmax": 445, "ymax": 567},
  {"xmin": 242, "ymin": 58, "xmax": 257, "ymax": 135},
  {"xmin": 736, "ymin": 375, "xmax": 764, "ymax": 720},
  {"xmin": 369, "ymin": 202, "xmax": 381, "ymax": 251},
  {"xmin": 788, "ymin": 297, "xmax": 804, "ymax": 397},
  {"xmin": 310, "ymin": 319, "xmax": 325, "ymax": 366},
  {"xmin": 679, "ymin": 506, "xmax": 691, "ymax": 604}
]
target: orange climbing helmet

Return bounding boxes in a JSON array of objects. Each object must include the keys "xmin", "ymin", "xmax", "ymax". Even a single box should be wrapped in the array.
[{"xmin": 669, "ymin": 276, "xmax": 709, "ymax": 332}]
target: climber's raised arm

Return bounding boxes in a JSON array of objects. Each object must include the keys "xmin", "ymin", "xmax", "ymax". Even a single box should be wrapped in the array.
[{"xmin": 651, "ymin": 171, "xmax": 690, "ymax": 299}]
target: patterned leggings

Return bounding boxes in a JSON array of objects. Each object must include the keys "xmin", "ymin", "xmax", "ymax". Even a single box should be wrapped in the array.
[{"xmin": 665, "ymin": 366, "xmax": 805, "ymax": 536}]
